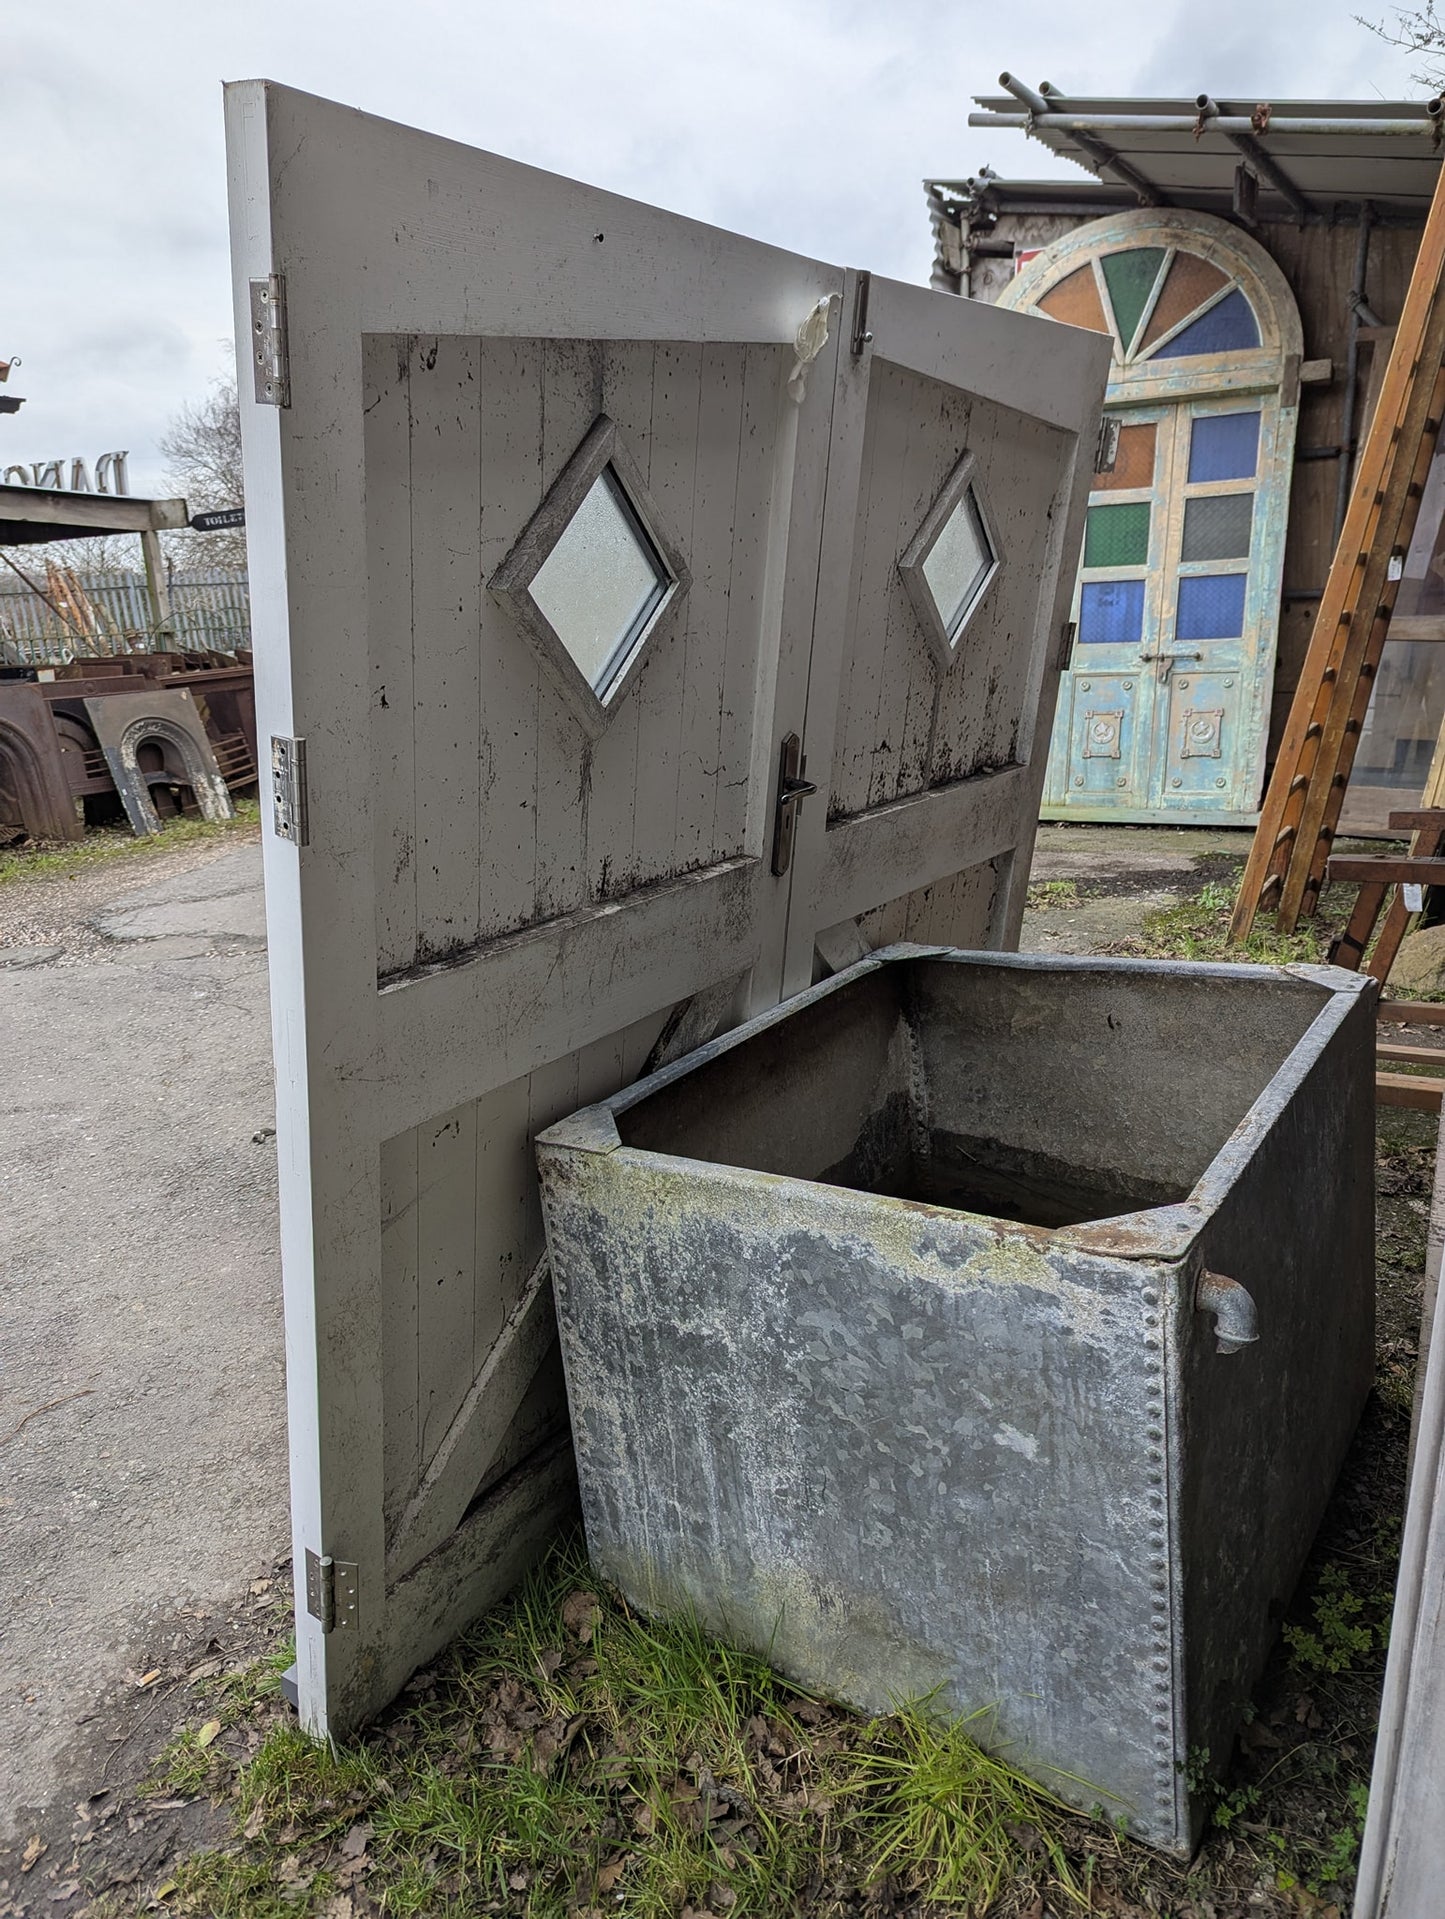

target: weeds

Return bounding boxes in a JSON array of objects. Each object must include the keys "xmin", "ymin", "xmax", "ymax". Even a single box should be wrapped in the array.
[
  {"xmin": 1025, "ymin": 878, "xmax": 1082, "ymax": 910},
  {"xmin": 0, "ymin": 799, "xmax": 258, "ymax": 886},
  {"xmin": 1284, "ymin": 1560, "xmax": 1394, "ymax": 1679},
  {"xmin": 1115, "ymin": 876, "xmax": 1338, "ymax": 965}
]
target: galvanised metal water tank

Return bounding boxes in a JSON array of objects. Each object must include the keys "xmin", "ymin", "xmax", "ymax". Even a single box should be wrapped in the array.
[{"xmin": 536, "ymin": 946, "xmax": 1376, "ymax": 1854}]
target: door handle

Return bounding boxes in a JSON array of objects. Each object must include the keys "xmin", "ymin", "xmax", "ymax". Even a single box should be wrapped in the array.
[{"xmin": 771, "ymin": 732, "xmax": 817, "ymax": 877}]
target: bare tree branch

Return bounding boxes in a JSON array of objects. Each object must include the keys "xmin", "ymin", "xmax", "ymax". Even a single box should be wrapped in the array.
[
  {"xmin": 159, "ymin": 373, "xmax": 246, "ymax": 571},
  {"xmin": 1357, "ymin": 5, "xmax": 1445, "ymax": 89}
]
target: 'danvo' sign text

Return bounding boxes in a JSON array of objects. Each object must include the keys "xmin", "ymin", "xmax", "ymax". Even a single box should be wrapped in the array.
[
  {"xmin": 190, "ymin": 507, "xmax": 246, "ymax": 532},
  {"xmin": 2, "ymin": 452, "xmax": 131, "ymax": 495}
]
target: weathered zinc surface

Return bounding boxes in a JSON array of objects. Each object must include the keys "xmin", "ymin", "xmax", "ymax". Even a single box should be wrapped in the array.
[{"xmin": 536, "ymin": 948, "xmax": 1376, "ymax": 1855}]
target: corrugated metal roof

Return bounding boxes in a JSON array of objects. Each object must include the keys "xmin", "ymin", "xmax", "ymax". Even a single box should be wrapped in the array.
[{"xmin": 965, "ymin": 88, "xmax": 1443, "ymax": 218}]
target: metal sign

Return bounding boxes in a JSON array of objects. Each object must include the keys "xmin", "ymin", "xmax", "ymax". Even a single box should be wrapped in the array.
[
  {"xmin": 1, "ymin": 452, "xmax": 130, "ymax": 495},
  {"xmin": 190, "ymin": 507, "xmax": 246, "ymax": 531}
]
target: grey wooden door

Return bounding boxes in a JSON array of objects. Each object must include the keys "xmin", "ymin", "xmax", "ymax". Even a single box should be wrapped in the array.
[{"xmin": 226, "ymin": 80, "xmax": 1107, "ymax": 1736}]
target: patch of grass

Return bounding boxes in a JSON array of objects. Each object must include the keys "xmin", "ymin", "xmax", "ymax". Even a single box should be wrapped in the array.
[
  {"xmin": 1025, "ymin": 877, "xmax": 1082, "ymax": 911},
  {"xmin": 157, "ymin": 1537, "xmax": 1125, "ymax": 1917},
  {"xmin": 162, "ymin": 1847, "xmax": 346, "ymax": 1919},
  {"xmin": 839, "ymin": 1703, "xmax": 1097, "ymax": 1910},
  {"xmin": 0, "ymin": 798, "xmax": 258, "ymax": 886},
  {"xmin": 1111, "ymin": 875, "xmax": 1343, "ymax": 966},
  {"xmin": 232, "ymin": 1723, "xmax": 379, "ymax": 1840}
]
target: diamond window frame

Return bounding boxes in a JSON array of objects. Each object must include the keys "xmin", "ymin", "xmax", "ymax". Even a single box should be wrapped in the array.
[
  {"xmin": 489, "ymin": 413, "xmax": 691, "ymax": 740},
  {"xmin": 897, "ymin": 451, "xmax": 1003, "ymax": 672}
]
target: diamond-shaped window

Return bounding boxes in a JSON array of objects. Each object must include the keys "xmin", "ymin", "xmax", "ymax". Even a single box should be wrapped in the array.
[
  {"xmin": 490, "ymin": 414, "xmax": 689, "ymax": 738},
  {"xmin": 898, "ymin": 453, "xmax": 1001, "ymax": 671}
]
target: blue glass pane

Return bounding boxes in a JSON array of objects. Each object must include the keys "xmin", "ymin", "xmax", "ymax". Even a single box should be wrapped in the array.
[
  {"xmin": 1188, "ymin": 411, "xmax": 1260, "ymax": 483},
  {"xmin": 1177, "ymin": 573, "xmax": 1246, "ymax": 640},
  {"xmin": 1079, "ymin": 579, "xmax": 1145, "ymax": 645},
  {"xmin": 1155, "ymin": 288, "xmax": 1260, "ymax": 358}
]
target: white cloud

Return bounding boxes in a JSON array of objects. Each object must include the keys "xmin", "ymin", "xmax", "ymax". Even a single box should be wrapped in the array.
[{"xmin": 0, "ymin": 0, "xmax": 1424, "ymax": 498}]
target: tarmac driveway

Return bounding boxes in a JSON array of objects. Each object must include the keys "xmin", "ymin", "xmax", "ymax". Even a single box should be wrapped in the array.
[{"xmin": 0, "ymin": 837, "xmax": 287, "ymax": 1843}]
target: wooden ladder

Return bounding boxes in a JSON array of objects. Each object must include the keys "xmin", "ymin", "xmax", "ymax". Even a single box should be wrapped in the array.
[
  {"xmin": 1323, "ymin": 794, "xmax": 1445, "ymax": 1111},
  {"xmin": 1230, "ymin": 160, "xmax": 1445, "ymax": 944}
]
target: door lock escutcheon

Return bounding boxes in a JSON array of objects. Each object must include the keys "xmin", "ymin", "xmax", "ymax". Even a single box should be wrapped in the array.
[{"xmin": 771, "ymin": 731, "xmax": 817, "ymax": 877}]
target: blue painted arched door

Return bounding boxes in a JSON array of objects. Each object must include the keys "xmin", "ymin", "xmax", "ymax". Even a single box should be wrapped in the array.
[{"xmin": 999, "ymin": 211, "xmax": 1303, "ymax": 824}]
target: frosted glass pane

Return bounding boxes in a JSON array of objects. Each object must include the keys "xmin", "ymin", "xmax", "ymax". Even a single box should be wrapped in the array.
[
  {"xmin": 923, "ymin": 487, "xmax": 994, "ymax": 640},
  {"xmin": 529, "ymin": 468, "xmax": 668, "ymax": 693}
]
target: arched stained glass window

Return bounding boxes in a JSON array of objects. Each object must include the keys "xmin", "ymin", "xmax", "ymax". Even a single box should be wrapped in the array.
[{"xmin": 996, "ymin": 210, "xmax": 1302, "ymax": 826}]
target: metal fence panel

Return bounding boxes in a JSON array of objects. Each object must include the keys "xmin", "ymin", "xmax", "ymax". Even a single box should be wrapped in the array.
[{"xmin": 0, "ymin": 570, "xmax": 251, "ymax": 665}]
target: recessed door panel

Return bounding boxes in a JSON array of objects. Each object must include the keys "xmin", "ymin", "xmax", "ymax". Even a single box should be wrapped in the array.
[
  {"xmin": 1060, "ymin": 670, "xmax": 1145, "ymax": 803},
  {"xmin": 1159, "ymin": 668, "xmax": 1245, "ymax": 808}
]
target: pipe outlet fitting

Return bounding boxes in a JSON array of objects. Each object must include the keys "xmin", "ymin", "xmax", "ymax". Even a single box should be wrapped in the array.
[{"xmin": 1195, "ymin": 1271, "xmax": 1259, "ymax": 1354}]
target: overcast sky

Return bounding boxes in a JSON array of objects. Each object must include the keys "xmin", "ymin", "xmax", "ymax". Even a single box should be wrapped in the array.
[{"xmin": 1, "ymin": 0, "xmax": 1427, "ymax": 499}]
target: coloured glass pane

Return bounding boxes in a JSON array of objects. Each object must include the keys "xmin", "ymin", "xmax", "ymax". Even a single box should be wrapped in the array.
[
  {"xmin": 529, "ymin": 466, "xmax": 669, "ymax": 693},
  {"xmin": 1038, "ymin": 265, "xmax": 1110, "ymax": 335},
  {"xmin": 1182, "ymin": 494, "xmax": 1254, "ymax": 563},
  {"xmin": 1078, "ymin": 579, "xmax": 1146, "ymax": 645},
  {"xmin": 1101, "ymin": 248, "xmax": 1167, "ymax": 351},
  {"xmin": 921, "ymin": 485, "xmax": 994, "ymax": 639},
  {"xmin": 1177, "ymin": 573, "xmax": 1246, "ymax": 640},
  {"xmin": 1093, "ymin": 420, "xmax": 1158, "ymax": 492},
  {"xmin": 1138, "ymin": 253, "xmax": 1230, "ymax": 354},
  {"xmin": 1084, "ymin": 501, "xmax": 1150, "ymax": 568},
  {"xmin": 1154, "ymin": 288, "xmax": 1260, "ymax": 357},
  {"xmin": 1188, "ymin": 412, "xmax": 1260, "ymax": 483}
]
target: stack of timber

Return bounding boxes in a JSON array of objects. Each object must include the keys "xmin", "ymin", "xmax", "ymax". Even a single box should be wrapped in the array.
[{"xmin": 1230, "ymin": 161, "xmax": 1445, "ymax": 943}]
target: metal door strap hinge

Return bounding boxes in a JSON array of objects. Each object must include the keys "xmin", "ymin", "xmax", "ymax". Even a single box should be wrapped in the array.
[
  {"xmin": 250, "ymin": 274, "xmax": 291, "ymax": 407},
  {"xmin": 270, "ymin": 735, "xmax": 310, "ymax": 846},
  {"xmin": 304, "ymin": 1548, "xmax": 358, "ymax": 1633},
  {"xmin": 771, "ymin": 731, "xmax": 818, "ymax": 877}
]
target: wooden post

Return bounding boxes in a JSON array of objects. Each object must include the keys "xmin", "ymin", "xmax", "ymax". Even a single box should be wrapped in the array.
[{"xmin": 139, "ymin": 527, "xmax": 174, "ymax": 651}]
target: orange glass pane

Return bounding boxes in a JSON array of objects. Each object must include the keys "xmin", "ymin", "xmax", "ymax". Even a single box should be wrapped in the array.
[
  {"xmin": 1093, "ymin": 421, "xmax": 1158, "ymax": 493},
  {"xmin": 1038, "ymin": 265, "xmax": 1110, "ymax": 335},
  {"xmin": 1139, "ymin": 252, "xmax": 1230, "ymax": 354}
]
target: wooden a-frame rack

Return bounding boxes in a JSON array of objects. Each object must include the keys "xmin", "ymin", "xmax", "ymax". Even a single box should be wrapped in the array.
[{"xmin": 1230, "ymin": 161, "xmax": 1445, "ymax": 945}]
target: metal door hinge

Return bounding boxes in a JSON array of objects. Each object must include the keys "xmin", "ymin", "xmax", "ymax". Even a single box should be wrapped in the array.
[
  {"xmin": 304, "ymin": 1549, "xmax": 359, "ymax": 1633},
  {"xmin": 250, "ymin": 274, "xmax": 291, "ymax": 407},
  {"xmin": 1094, "ymin": 415, "xmax": 1120, "ymax": 474},
  {"xmin": 771, "ymin": 731, "xmax": 818, "ymax": 877},
  {"xmin": 270, "ymin": 735, "xmax": 310, "ymax": 845},
  {"xmin": 850, "ymin": 272, "xmax": 873, "ymax": 357}
]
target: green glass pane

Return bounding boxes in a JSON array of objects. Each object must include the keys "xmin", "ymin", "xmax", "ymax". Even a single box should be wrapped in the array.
[
  {"xmin": 1084, "ymin": 500, "xmax": 1150, "ymax": 569},
  {"xmin": 1101, "ymin": 248, "xmax": 1167, "ymax": 350}
]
